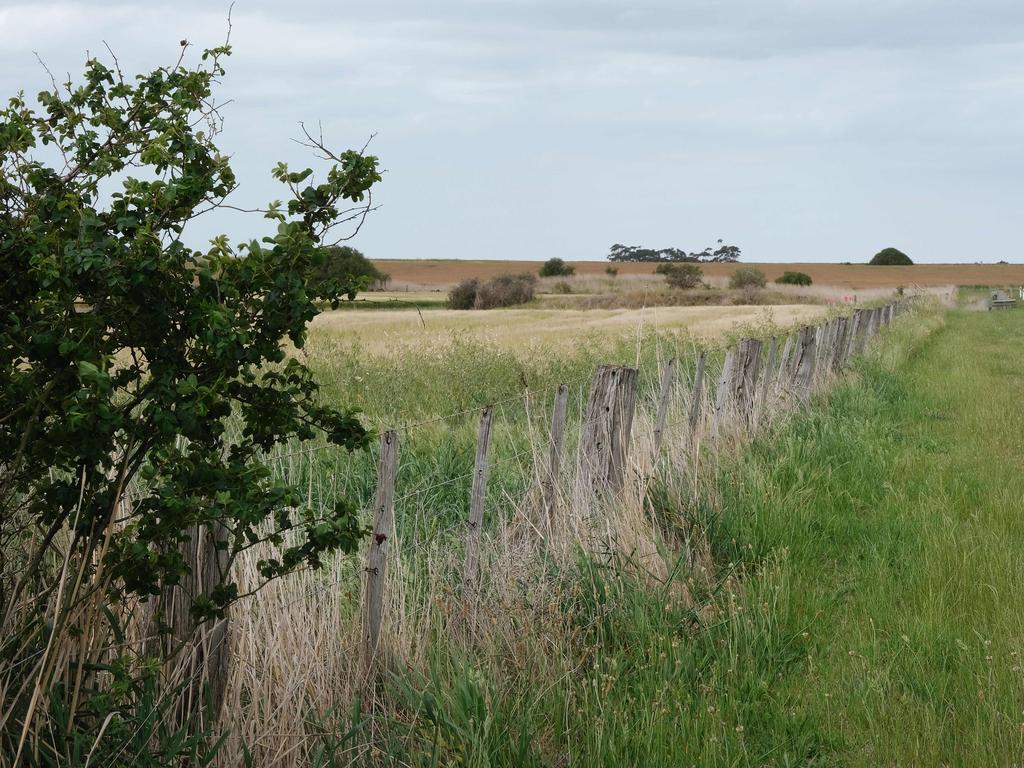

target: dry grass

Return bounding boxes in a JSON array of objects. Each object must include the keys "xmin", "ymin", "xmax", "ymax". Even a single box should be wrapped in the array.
[{"xmin": 372, "ymin": 259, "xmax": 1024, "ymax": 290}]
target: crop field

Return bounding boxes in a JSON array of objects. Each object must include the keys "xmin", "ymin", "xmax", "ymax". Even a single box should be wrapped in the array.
[{"xmin": 373, "ymin": 258, "xmax": 1024, "ymax": 290}]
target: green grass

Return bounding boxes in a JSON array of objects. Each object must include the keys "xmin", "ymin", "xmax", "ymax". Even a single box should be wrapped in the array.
[{"xmin": 368, "ymin": 306, "xmax": 1024, "ymax": 766}]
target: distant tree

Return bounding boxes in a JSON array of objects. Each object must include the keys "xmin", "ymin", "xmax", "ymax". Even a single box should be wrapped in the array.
[
  {"xmin": 607, "ymin": 240, "xmax": 740, "ymax": 263},
  {"xmin": 539, "ymin": 257, "xmax": 575, "ymax": 277},
  {"xmin": 775, "ymin": 270, "xmax": 813, "ymax": 286},
  {"xmin": 729, "ymin": 267, "xmax": 768, "ymax": 289},
  {"xmin": 869, "ymin": 247, "xmax": 913, "ymax": 266},
  {"xmin": 661, "ymin": 263, "xmax": 704, "ymax": 289},
  {"xmin": 310, "ymin": 245, "xmax": 387, "ymax": 299}
]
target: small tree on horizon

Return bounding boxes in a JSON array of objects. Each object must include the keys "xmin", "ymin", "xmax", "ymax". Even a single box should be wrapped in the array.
[
  {"xmin": 539, "ymin": 257, "xmax": 575, "ymax": 277},
  {"xmin": 729, "ymin": 267, "xmax": 768, "ymax": 289},
  {"xmin": 869, "ymin": 247, "xmax": 914, "ymax": 265}
]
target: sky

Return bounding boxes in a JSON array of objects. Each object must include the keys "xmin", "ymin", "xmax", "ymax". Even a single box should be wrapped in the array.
[{"xmin": 1, "ymin": 1, "xmax": 1022, "ymax": 263}]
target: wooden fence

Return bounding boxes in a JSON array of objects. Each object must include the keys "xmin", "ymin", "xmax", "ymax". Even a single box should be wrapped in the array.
[
  {"xmin": 154, "ymin": 299, "xmax": 913, "ymax": 729},
  {"xmin": 354, "ymin": 299, "xmax": 912, "ymax": 684}
]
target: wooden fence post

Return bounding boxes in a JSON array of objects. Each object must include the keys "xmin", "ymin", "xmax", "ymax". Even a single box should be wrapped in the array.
[
  {"xmin": 541, "ymin": 384, "xmax": 569, "ymax": 532},
  {"xmin": 157, "ymin": 523, "xmax": 231, "ymax": 730},
  {"xmin": 579, "ymin": 365, "xmax": 637, "ymax": 497},
  {"xmin": 463, "ymin": 407, "xmax": 493, "ymax": 597},
  {"xmin": 362, "ymin": 429, "xmax": 399, "ymax": 679},
  {"xmin": 652, "ymin": 358, "xmax": 676, "ymax": 455},
  {"xmin": 793, "ymin": 325, "xmax": 818, "ymax": 397},
  {"xmin": 775, "ymin": 335, "xmax": 794, "ymax": 396},
  {"xmin": 687, "ymin": 351, "xmax": 706, "ymax": 441},
  {"xmin": 755, "ymin": 336, "xmax": 778, "ymax": 426},
  {"xmin": 845, "ymin": 310, "xmax": 861, "ymax": 362},
  {"xmin": 711, "ymin": 349, "xmax": 735, "ymax": 439},
  {"xmin": 730, "ymin": 338, "xmax": 763, "ymax": 429},
  {"xmin": 830, "ymin": 315, "xmax": 849, "ymax": 372}
]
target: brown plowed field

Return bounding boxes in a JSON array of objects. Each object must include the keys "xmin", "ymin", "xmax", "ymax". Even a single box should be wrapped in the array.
[{"xmin": 372, "ymin": 260, "xmax": 1024, "ymax": 290}]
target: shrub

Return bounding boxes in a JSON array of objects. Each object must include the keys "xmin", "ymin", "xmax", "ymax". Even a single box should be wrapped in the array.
[
  {"xmin": 474, "ymin": 273, "xmax": 537, "ymax": 309},
  {"xmin": 605, "ymin": 266, "xmax": 618, "ymax": 278},
  {"xmin": 448, "ymin": 278, "xmax": 480, "ymax": 309},
  {"xmin": 869, "ymin": 248, "xmax": 913, "ymax": 265},
  {"xmin": 728, "ymin": 267, "xmax": 767, "ymax": 289},
  {"xmin": 553, "ymin": 280, "xmax": 573, "ymax": 294},
  {"xmin": 775, "ymin": 270, "xmax": 813, "ymax": 286},
  {"xmin": 660, "ymin": 263, "xmax": 703, "ymax": 290},
  {"xmin": 539, "ymin": 257, "xmax": 575, "ymax": 277},
  {"xmin": 310, "ymin": 245, "xmax": 386, "ymax": 300}
]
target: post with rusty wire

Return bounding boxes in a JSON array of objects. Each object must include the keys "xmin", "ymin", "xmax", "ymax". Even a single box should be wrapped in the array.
[
  {"xmin": 687, "ymin": 351, "xmax": 706, "ymax": 442},
  {"xmin": 541, "ymin": 384, "xmax": 569, "ymax": 534},
  {"xmin": 652, "ymin": 358, "xmax": 676, "ymax": 455},
  {"xmin": 463, "ymin": 406, "xmax": 493, "ymax": 605},
  {"xmin": 362, "ymin": 429, "xmax": 399, "ymax": 684},
  {"xmin": 755, "ymin": 336, "xmax": 778, "ymax": 426}
]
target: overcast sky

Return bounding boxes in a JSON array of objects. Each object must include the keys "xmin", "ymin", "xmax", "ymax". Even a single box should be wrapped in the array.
[{"xmin": 2, "ymin": 1, "xmax": 1022, "ymax": 263}]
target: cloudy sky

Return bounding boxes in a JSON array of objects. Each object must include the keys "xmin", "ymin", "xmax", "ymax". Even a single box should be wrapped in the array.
[{"xmin": 1, "ymin": 1, "xmax": 1022, "ymax": 263}]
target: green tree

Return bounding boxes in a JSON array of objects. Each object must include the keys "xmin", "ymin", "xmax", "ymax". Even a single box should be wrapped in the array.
[
  {"xmin": 0, "ymin": 41, "xmax": 380, "ymax": 763},
  {"xmin": 869, "ymin": 247, "xmax": 913, "ymax": 265},
  {"xmin": 775, "ymin": 270, "xmax": 813, "ymax": 286},
  {"xmin": 539, "ymin": 257, "xmax": 575, "ymax": 277},
  {"xmin": 310, "ymin": 245, "xmax": 388, "ymax": 300},
  {"xmin": 660, "ymin": 263, "xmax": 703, "ymax": 289}
]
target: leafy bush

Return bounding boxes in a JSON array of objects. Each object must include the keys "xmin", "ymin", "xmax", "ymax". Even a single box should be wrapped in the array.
[
  {"xmin": 0, "ymin": 40, "xmax": 380, "ymax": 762},
  {"xmin": 660, "ymin": 263, "xmax": 704, "ymax": 290},
  {"xmin": 309, "ymin": 245, "xmax": 387, "ymax": 299},
  {"xmin": 539, "ymin": 257, "xmax": 575, "ymax": 277},
  {"xmin": 869, "ymin": 248, "xmax": 913, "ymax": 265},
  {"xmin": 775, "ymin": 270, "xmax": 813, "ymax": 286},
  {"xmin": 728, "ymin": 267, "xmax": 768, "ymax": 289},
  {"xmin": 475, "ymin": 273, "xmax": 537, "ymax": 308},
  {"xmin": 448, "ymin": 278, "xmax": 480, "ymax": 309},
  {"xmin": 605, "ymin": 266, "xmax": 618, "ymax": 278}
]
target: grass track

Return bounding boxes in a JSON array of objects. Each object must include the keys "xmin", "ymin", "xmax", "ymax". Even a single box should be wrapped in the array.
[{"xmin": 717, "ymin": 307, "xmax": 1024, "ymax": 765}]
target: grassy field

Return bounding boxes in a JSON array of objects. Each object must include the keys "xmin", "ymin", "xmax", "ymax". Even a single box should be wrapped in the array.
[
  {"xmin": 218, "ymin": 300, "xmax": 1024, "ymax": 767},
  {"xmin": 371, "ymin": 259, "xmax": 1024, "ymax": 291}
]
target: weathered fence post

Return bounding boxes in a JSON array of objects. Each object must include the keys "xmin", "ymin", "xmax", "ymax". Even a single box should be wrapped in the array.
[
  {"xmin": 793, "ymin": 325, "xmax": 818, "ymax": 397},
  {"xmin": 652, "ymin": 358, "xmax": 676, "ymax": 455},
  {"xmin": 579, "ymin": 365, "xmax": 638, "ymax": 498},
  {"xmin": 830, "ymin": 316, "xmax": 849, "ymax": 372},
  {"xmin": 845, "ymin": 310, "xmax": 861, "ymax": 362},
  {"xmin": 775, "ymin": 335, "xmax": 794, "ymax": 396},
  {"xmin": 463, "ymin": 406, "xmax": 493, "ymax": 598},
  {"xmin": 853, "ymin": 309, "xmax": 870, "ymax": 356},
  {"xmin": 755, "ymin": 336, "xmax": 778, "ymax": 426},
  {"xmin": 687, "ymin": 351, "xmax": 706, "ymax": 441},
  {"xmin": 362, "ymin": 429, "xmax": 399, "ymax": 681},
  {"xmin": 541, "ymin": 384, "xmax": 569, "ymax": 532},
  {"xmin": 730, "ymin": 338, "xmax": 763, "ymax": 429},
  {"xmin": 711, "ymin": 350, "xmax": 735, "ymax": 439},
  {"xmin": 157, "ymin": 522, "xmax": 231, "ymax": 730}
]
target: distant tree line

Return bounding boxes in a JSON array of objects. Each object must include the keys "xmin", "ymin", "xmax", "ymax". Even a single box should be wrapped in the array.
[{"xmin": 607, "ymin": 240, "xmax": 741, "ymax": 263}]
